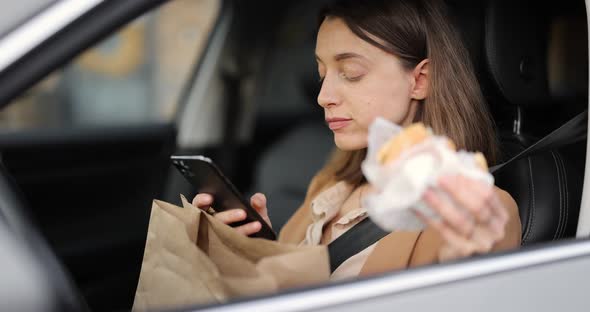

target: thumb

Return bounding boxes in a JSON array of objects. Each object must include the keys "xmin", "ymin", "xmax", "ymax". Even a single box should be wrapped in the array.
[
  {"xmin": 250, "ymin": 193, "xmax": 267, "ymax": 213},
  {"xmin": 251, "ymin": 193, "xmax": 271, "ymax": 226}
]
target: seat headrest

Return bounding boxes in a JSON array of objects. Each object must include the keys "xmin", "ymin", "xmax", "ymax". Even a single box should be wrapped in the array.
[{"xmin": 484, "ymin": 0, "xmax": 551, "ymax": 110}]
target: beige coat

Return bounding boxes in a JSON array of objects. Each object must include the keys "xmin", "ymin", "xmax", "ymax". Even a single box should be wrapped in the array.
[{"xmin": 279, "ymin": 175, "xmax": 522, "ymax": 277}]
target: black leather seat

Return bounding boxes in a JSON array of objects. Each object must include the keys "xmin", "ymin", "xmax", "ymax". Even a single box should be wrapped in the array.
[{"xmin": 485, "ymin": 0, "xmax": 588, "ymax": 244}]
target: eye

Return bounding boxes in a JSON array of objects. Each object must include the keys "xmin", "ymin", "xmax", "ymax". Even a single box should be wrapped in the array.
[{"xmin": 339, "ymin": 71, "xmax": 362, "ymax": 82}]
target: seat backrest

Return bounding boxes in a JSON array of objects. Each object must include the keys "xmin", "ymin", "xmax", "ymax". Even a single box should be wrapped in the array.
[{"xmin": 485, "ymin": 0, "xmax": 588, "ymax": 244}]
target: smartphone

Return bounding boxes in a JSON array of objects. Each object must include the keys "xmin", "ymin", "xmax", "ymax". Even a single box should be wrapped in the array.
[{"xmin": 171, "ymin": 155, "xmax": 277, "ymax": 240}]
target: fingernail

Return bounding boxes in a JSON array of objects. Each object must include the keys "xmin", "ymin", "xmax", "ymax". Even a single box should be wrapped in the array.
[
  {"xmin": 199, "ymin": 196, "xmax": 209, "ymax": 205},
  {"xmin": 235, "ymin": 210, "xmax": 245, "ymax": 218},
  {"xmin": 252, "ymin": 222, "xmax": 261, "ymax": 230}
]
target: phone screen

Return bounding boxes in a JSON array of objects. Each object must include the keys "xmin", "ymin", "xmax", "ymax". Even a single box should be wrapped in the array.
[{"xmin": 171, "ymin": 156, "xmax": 277, "ymax": 240}]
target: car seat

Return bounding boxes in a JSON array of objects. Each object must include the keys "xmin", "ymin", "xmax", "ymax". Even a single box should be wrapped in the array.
[{"xmin": 485, "ymin": 0, "xmax": 588, "ymax": 244}]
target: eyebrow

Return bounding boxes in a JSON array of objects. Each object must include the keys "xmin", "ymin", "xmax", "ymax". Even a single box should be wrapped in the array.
[
  {"xmin": 334, "ymin": 52, "xmax": 365, "ymax": 61},
  {"xmin": 315, "ymin": 52, "xmax": 367, "ymax": 63}
]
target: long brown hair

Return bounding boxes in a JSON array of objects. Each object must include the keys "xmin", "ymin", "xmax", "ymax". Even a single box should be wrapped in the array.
[{"xmin": 314, "ymin": 0, "xmax": 499, "ymax": 189}]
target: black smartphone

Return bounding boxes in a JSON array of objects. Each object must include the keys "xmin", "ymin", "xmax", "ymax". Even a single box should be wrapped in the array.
[{"xmin": 171, "ymin": 155, "xmax": 277, "ymax": 240}]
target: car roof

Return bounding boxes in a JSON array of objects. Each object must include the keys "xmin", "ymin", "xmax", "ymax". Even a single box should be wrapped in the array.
[{"xmin": 0, "ymin": 0, "xmax": 57, "ymax": 38}]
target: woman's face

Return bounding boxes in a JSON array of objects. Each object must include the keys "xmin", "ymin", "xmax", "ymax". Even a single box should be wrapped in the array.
[{"xmin": 316, "ymin": 17, "xmax": 422, "ymax": 151}]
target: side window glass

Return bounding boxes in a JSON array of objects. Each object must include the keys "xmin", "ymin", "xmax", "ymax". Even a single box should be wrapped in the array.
[{"xmin": 0, "ymin": 0, "xmax": 221, "ymax": 130}]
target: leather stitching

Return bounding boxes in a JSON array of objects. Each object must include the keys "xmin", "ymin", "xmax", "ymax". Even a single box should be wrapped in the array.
[
  {"xmin": 553, "ymin": 152, "xmax": 568, "ymax": 238},
  {"xmin": 556, "ymin": 152, "xmax": 569, "ymax": 238},
  {"xmin": 551, "ymin": 151, "xmax": 564, "ymax": 240},
  {"xmin": 555, "ymin": 152, "xmax": 563, "ymax": 238},
  {"xmin": 522, "ymin": 158, "xmax": 535, "ymax": 243}
]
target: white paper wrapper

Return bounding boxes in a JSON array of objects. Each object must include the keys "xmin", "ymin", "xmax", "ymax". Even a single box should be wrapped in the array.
[{"xmin": 361, "ymin": 117, "xmax": 494, "ymax": 231}]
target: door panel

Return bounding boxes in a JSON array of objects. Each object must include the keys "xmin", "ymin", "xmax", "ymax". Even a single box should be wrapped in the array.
[{"xmin": 0, "ymin": 124, "xmax": 175, "ymax": 311}]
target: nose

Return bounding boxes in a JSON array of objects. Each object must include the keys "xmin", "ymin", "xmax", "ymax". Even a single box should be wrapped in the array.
[{"xmin": 317, "ymin": 75, "xmax": 339, "ymax": 108}]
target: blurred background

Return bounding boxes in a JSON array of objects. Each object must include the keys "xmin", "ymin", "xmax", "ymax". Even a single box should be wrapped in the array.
[{"xmin": 0, "ymin": 0, "xmax": 220, "ymax": 129}]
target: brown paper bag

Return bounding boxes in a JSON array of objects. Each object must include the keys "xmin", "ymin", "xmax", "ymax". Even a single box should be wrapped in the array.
[{"xmin": 132, "ymin": 196, "xmax": 330, "ymax": 311}]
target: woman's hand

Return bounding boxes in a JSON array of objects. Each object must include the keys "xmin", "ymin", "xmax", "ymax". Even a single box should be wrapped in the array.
[
  {"xmin": 418, "ymin": 175, "xmax": 509, "ymax": 262},
  {"xmin": 192, "ymin": 192, "xmax": 272, "ymax": 236}
]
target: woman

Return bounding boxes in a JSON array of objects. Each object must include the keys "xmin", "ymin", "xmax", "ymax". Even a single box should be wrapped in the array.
[{"xmin": 194, "ymin": 0, "xmax": 521, "ymax": 279}]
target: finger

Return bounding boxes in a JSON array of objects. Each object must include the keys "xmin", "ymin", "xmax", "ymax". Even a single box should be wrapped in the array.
[
  {"xmin": 469, "ymin": 226, "xmax": 496, "ymax": 253},
  {"xmin": 193, "ymin": 193, "xmax": 213, "ymax": 209},
  {"xmin": 251, "ymin": 193, "xmax": 272, "ymax": 227},
  {"xmin": 486, "ymin": 214, "xmax": 508, "ymax": 241},
  {"xmin": 472, "ymin": 187, "xmax": 508, "ymax": 240},
  {"xmin": 465, "ymin": 191, "xmax": 508, "ymax": 247},
  {"xmin": 419, "ymin": 212, "xmax": 478, "ymax": 260},
  {"xmin": 419, "ymin": 207, "xmax": 496, "ymax": 260},
  {"xmin": 463, "ymin": 179, "xmax": 509, "ymax": 225},
  {"xmin": 439, "ymin": 228, "xmax": 478, "ymax": 259},
  {"xmin": 423, "ymin": 188, "xmax": 475, "ymax": 238},
  {"xmin": 488, "ymin": 191, "xmax": 510, "ymax": 223},
  {"xmin": 250, "ymin": 193, "xmax": 267, "ymax": 214},
  {"xmin": 439, "ymin": 175, "xmax": 493, "ymax": 223},
  {"xmin": 234, "ymin": 221, "xmax": 262, "ymax": 236},
  {"xmin": 214, "ymin": 209, "xmax": 246, "ymax": 225},
  {"xmin": 438, "ymin": 245, "xmax": 458, "ymax": 262}
]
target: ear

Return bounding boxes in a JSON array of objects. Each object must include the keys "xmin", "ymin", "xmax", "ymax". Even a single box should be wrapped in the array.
[{"xmin": 410, "ymin": 59, "xmax": 429, "ymax": 100}]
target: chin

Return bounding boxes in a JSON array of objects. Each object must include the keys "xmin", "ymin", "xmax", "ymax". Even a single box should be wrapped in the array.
[{"xmin": 334, "ymin": 134, "xmax": 367, "ymax": 151}]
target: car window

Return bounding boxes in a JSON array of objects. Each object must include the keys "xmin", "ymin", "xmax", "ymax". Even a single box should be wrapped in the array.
[{"xmin": 0, "ymin": 0, "xmax": 221, "ymax": 130}]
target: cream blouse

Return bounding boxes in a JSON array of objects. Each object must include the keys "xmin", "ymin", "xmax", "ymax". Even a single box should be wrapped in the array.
[{"xmin": 299, "ymin": 181, "xmax": 377, "ymax": 280}]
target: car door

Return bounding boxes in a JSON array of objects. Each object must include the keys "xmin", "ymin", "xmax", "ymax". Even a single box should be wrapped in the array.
[
  {"xmin": 193, "ymin": 239, "xmax": 590, "ymax": 312},
  {"xmin": 0, "ymin": 0, "xmax": 222, "ymax": 310}
]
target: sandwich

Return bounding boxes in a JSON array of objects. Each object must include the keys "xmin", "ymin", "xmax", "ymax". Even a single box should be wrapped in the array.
[{"xmin": 377, "ymin": 122, "xmax": 488, "ymax": 171}]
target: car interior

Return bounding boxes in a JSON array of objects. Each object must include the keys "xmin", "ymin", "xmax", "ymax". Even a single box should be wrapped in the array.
[{"xmin": 0, "ymin": 0, "xmax": 587, "ymax": 311}]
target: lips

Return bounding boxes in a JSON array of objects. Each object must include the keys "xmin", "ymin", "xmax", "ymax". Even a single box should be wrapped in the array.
[{"xmin": 326, "ymin": 117, "xmax": 352, "ymax": 130}]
